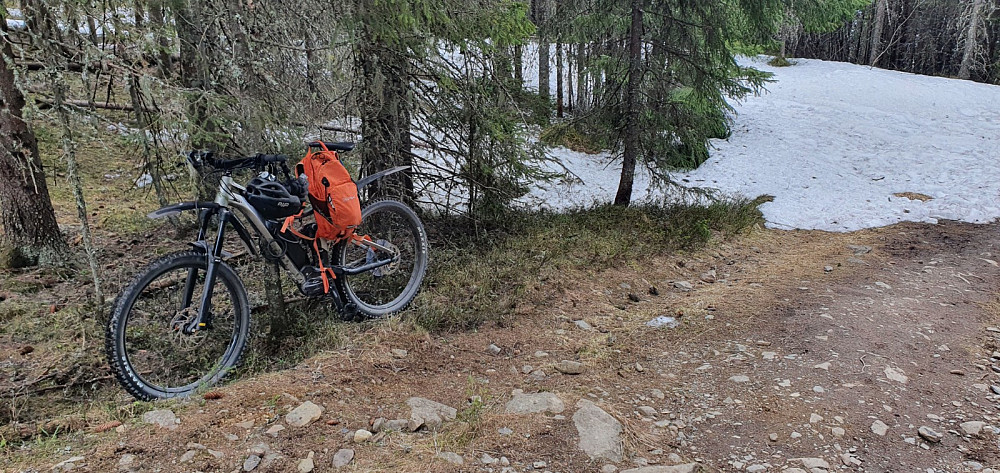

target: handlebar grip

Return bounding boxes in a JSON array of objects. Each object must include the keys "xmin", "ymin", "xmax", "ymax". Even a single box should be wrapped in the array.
[
  {"xmin": 257, "ymin": 154, "xmax": 288, "ymax": 164},
  {"xmin": 187, "ymin": 150, "xmax": 213, "ymax": 168}
]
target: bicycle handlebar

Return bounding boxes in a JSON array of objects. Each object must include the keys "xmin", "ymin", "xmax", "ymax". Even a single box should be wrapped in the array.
[{"xmin": 188, "ymin": 151, "xmax": 288, "ymax": 172}]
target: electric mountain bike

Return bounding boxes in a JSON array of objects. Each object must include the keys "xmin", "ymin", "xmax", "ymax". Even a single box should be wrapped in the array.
[{"xmin": 105, "ymin": 142, "xmax": 428, "ymax": 400}]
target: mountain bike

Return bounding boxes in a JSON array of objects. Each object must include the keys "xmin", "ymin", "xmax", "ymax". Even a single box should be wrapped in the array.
[{"xmin": 105, "ymin": 142, "xmax": 428, "ymax": 400}]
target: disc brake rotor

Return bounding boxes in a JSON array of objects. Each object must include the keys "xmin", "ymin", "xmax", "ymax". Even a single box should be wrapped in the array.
[
  {"xmin": 368, "ymin": 239, "xmax": 400, "ymax": 277},
  {"xmin": 169, "ymin": 307, "xmax": 207, "ymax": 349}
]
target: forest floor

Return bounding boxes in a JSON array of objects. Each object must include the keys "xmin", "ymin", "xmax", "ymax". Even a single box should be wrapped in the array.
[{"xmin": 5, "ymin": 219, "xmax": 1000, "ymax": 473}]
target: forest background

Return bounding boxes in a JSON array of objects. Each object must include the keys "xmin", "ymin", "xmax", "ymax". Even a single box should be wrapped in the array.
[{"xmin": 1, "ymin": 0, "xmax": 999, "ymax": 447}]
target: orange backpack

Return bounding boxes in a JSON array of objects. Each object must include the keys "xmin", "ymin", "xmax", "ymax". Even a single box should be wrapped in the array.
[{"xmin": 294, "ymin": 143, "xmax": 362, "ymax": 241}]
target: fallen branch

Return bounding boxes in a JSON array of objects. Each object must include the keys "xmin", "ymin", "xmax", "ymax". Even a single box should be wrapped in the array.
[
  {"xmin": 35, "ymin": 97, "xmax": 138, "ymax": 112},
  {"xmin": 293, "ymin": 121, "xmax": 360, "ymax": 135}
]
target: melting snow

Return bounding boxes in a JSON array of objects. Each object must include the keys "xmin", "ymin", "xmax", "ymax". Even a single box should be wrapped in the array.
[{"xmin": 527, "ymin": 56, "xmax": 1000, "ymax": 232}]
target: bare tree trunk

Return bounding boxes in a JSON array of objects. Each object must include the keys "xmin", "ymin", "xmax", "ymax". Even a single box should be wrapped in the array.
[
  {"xmin": 175, "ymin": 1, "xmax": 214, "ymax": 149},
  {"xmin": 959, "ymin": 0, "xmax": 986, "ymax": 79},
  {"xmin": 614, "ymin": 0, "xmax": 642, "ymax": 207},
  {"xmin": 357, "ymin": 33, "xmax": 414, "ymax": 201},
  {"xmin": 0, "ymin": 15, "xmax": 66, "ymax": 267},
  {"xmin": 534, "ymin": 0, "xmax": 550, "ymax": 99},
  {"xmin": 870, "ymin": 0, "xmax": 887, "ymax": 66},
  {"xmin": 149, "ymin": 0, "xmax": 173, "ymax": 78},
  {"xmin": 576, "ymin": 42, "xmax": 587, "ymax": 112},
  {"xmin": 514, "ymin": 44, "xmax": 523, "ymax": 85},
  {"xmin": 556, "ymin": 40, "xmax": 564, "ymax": 117},
  {"xmin": 52, "ymin": 71, "xmax": 104, "ymax": 305},
  {"xmin": 85, "ymin": 15, "xmax": 99, "ymax": 46},
  {"xmin": 265, "ymin": 263, "xmax": 289, "ymax": 342},
  {"xmin": 538, "ymin": 38, "xmax": 550, "ymax": 99},
  {"xmin": 566, "ymin": 43, "xmax": 574, "ymax": 114}
]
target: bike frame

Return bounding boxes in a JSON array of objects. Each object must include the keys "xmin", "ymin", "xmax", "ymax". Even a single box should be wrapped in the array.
[{"xmin": 150, "ymin": 164, "xmax": 412, "ymax": 332}]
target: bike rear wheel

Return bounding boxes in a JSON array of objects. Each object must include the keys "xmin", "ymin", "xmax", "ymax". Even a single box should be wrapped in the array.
[
  {"xmin": 337, "ymin": 199, "xmax": 428, "ymax": 318},
  {"xmin": 105, "ymin": 251, "xmax": 250, "ymax": 400}
]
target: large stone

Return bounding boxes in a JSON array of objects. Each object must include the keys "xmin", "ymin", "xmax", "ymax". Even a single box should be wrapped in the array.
[
  {"xmin": 52, "ymin": 456, "xmax": 85, "ymax": 472},
  {"xmin": 117, "ymin": 454, "xmax": 135, "ymax": 471},
  {"xmin": 505, "ymin": 390, "xmax": 565, "ymax": 415},
  {"xmin": 961, "ymin": 421, "xmax": 987, "ymax": 436},
  {"xmin": 871, "ymin": 420, "xmax": 889, "ymax": 436},
  {"xmin": 286, "ymin": 401, "xmax": 324, "ymax": 427},
  {"xmin": 243, "ymin": 455, "xmax": 262, "ymax": 472},
  {"xmin": 407, "ymin": 397, "xmax": 457, "ymax": 432},
  {"xmin": 794, "ymin": 458, "xmax": 830, "ymax": 470},
  {"xmin": 436, "ymin": 452, "xmax": 464, "ymax": 465},
  {"xmin": 142, "ymin": 410, "xmax": 178, "ymax": 430},
  {"xmin": 573, "ymin": 400, "xmax": 623, "ymax": 462},
  {"xmin": 884, "ymin": 366, "xmax": 909, "ymax": 384},
  {"xmin": 621, "ymin": 465, "xmax": 701, "ymax": 473},
  {"xmin": 555, "ymin": 360, "xmax": 586, "ymax": 375},
  {"xmin": 917, "ymin": 426, "xmax": 943, "ymax": 443},
  {"xmin": 332, "ymin": 449, "xmax": 354, "ymax": 468},
  {"xmin": 297, "ymin": 456, "xmax": 314, "ymax": 473},
  {"xmin": 353, "ymin": 429, "xmax": 373, "ymax": 443}
]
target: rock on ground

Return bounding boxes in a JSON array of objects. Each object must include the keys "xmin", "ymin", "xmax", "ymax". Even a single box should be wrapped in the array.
[
  {"xmin": 407, "ymin": 397, "xmax": 457, "ymax": 431},
  {"xmin": 555, "ymin": 360, "xmax": 586, "ymax": 374},
  {"xmin": 285, "ymin": 401, "xmax": 324, "ymax": 428},
  {"xmin": 620, "ymin": 464, "xmax": 701, "ymax": 473},
  {"xmin": 297, "ymin": 456, "xmax": 314, "ymax": 473},
  {"xmin": 573, "ymin": 400, "xmax": 623, "ymax": 462},
  {"xmin": 794, "ymin": 458, "xmax": 830, "ymax": 470},
  {"xmin": 243, "ymin": 454, "xmax": 261, "ymax": 472},
  {"xmin": 505, "ymin": 390, "xmax": 565, "ymax": 414},
  {"xmin": 332, "ymin": 449, "xmax": 354, "ymax": 468},
  {"xmin": 871, "ymin": 420, "xmax": 889, "ymax": 436},
  {"xmin": 142, "ymin": 410, "xmax": 178, "ymax": 430},
  {"xmin": 961, "ymin": 421, "xmax": 986, "ymax": 436},
  {"xmin": 436, "ymin": 452, "xmax": 464, "ymax": 465}
]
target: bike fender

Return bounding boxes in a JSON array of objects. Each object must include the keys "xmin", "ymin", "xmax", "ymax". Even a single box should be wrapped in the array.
[
  {"xmin": 187, "ymin": 241, "xmax": 233, "ymax": 259},
  {"xmin": 148, "ymin": 201, "xmax": 221, "ymax": 219},
  {"xmin": 355, "ymin": 166, "xmax": 410, "ymax": 193}
]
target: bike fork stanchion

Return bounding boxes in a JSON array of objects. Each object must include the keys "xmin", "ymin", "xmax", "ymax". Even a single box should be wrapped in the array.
[
  {"xmin": 180, "ymin": 209, "xmax": 215, "ymax": 312},
  {"xmin": 186, "ymin": 209, "xmax": 229, "ymax": 334}
]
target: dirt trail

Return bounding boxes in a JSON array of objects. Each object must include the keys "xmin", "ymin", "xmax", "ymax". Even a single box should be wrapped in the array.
[{"xmin": 10, "ymin": 222, "xmax": 1000, "ymax": 473}]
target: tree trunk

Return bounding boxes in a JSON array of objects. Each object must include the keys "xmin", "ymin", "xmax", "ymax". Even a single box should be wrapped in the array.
[
  {"xmin": 576, "ymin": 42, "xmax": 587, "ymax": 112},
  {"xmin": 538, "ymin": 37, "xmax": 550, "ymax": 99},
  {"xmin": 52, "ymin": 71, "xmax": 104, "ymax": 305},
  {"xmin": 566, "ymin": 44, "xmax": 574, "ymax": 114},
  {"xmin": 0, "ymin": 16, "xmax": 66, "ymax": 267},
  {"xmin": 959, "ymin": 0, "xmax": 985, "ymax": 79},
  {"xmin": 174, "ymin": 1, "xmax": 215, "ymax": 149},
  {"xmin": 870, "ymin": 0, "xmax": 887, "ymax": 66},
  {"xmin": 149, "ymin": 0, "xmax": 173, "ymax": 78},
  {"xmin": 614, "ymin": 0, "xmax": 643, "ymax": 207},
  {"xmin": 357, "ymin": 33, "xmax": 414, "ymax": 201},
  {"xmin": 534, "ymin": 0, "xmax": 550, "ymax": 99},
  {"xmin": 264, "ymin": 263, "xmax": 289, "ymax": 342},
  {"xmin": 556, "ymin": 39, "xmax": 564, "ymax": 117},
  {"xmin": 514, "ymin": 44, "xmax": 524, "ymax": 85}
]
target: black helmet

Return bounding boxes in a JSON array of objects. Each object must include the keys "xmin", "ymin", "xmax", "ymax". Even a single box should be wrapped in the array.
[{"xmin": 245, "ymin": 177, "xmax": 302, "ymax": 220}]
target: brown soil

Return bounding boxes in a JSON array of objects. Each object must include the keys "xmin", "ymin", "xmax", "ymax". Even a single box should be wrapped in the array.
[{"xmin": 6, "ymin": 221, "xmax": 1000, "ymax": 473}]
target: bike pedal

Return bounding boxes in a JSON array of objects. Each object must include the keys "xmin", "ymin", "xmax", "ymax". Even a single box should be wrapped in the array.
[
  {"xmin": 301, "ymin": 276, "xmax": 326, "ymax": 297},
  {"xmin": 341, "ymin": 303, "xmax": 364, "ymax": 322}
]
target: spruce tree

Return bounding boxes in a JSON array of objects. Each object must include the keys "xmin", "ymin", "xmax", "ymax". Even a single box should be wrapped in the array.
[{"xmin": 572, "ymin": 0, "xmax": 780, "ymax": 205}]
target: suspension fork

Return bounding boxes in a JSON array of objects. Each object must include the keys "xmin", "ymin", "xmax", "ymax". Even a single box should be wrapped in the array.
[
  {"xmin": 179, "ymin": 208, "xmax": 214, "ymax": 310},
  {"xmin": 183, "ymin": 209, "xmax": 230, "ymax": 334}
]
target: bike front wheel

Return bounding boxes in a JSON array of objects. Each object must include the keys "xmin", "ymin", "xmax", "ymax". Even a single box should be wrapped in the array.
[
  {"xmin": 337, "ymin": 199, "xmax": 429, "ymax": 318},
  {"xmin": 105, "ymin": 251, "xmax": 250, "ymax": 400}
]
